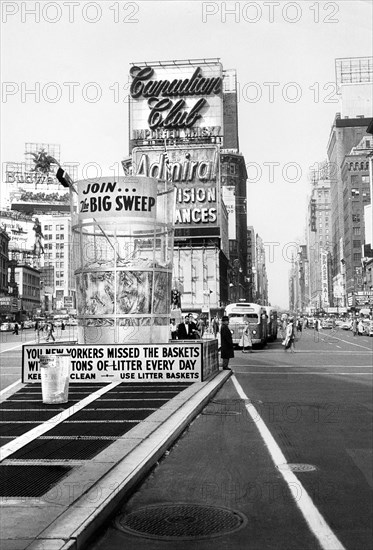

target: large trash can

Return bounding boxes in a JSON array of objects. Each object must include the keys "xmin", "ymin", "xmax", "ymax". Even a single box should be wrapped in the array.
[
  {"xmin": 40, "ymin": 354, "xmax": 70, "ymax": 404},
  {"xmin": 70, "ymin": 176, "xmax": 175, "ymax": 345}
]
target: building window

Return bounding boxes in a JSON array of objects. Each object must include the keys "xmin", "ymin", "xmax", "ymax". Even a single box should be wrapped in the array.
[
  {"xmin": 353, "ymin": 227, "xmax": 361, "ymax": 235},
  {"xmin": 352, "ymin": 214, "xmax": 360, "ymax": 222},
  {"xmin": 351, "ymin": 188, "xmax": 359, "ymax": 197},
  {"xmin": 353, "ymin": 253, "xmax": 360, "ymax": 262},
  {"xmin": 361, "ymin": 175, "xmax": 369, "ymax": 184},
  {"xmin": 353, "ymin": 240, "xmax": 361, "ymax": 248}
]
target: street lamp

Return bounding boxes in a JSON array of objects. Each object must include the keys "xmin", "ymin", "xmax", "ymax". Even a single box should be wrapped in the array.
[{"xmin": 203, "ymin": 289, "xmax": 213, "ymax": 331}]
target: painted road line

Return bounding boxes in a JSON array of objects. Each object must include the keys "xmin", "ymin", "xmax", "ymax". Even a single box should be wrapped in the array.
[
  {"xmin": 326, "ymin": 337, "xmax": 372, "ymax": 350},
  {"xmin": 0, "ymin": 381, "xmax": 122, "ymax": 462},
  {"xmin": 0, "ymin": 340, "xmax": 36, "ymax": 353},
  {"xmin": 231, "ymin": 375, "xmax": 346, "ymax": 550}
]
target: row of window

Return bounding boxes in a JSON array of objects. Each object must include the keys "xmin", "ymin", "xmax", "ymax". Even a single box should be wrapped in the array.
[
  {"xmin": 44, "ymin": 224, "xmax": 65, "ymax": 231},
  {"xmin": 44, "ymin": 234, "xmax": 65, "ymax": 240}
]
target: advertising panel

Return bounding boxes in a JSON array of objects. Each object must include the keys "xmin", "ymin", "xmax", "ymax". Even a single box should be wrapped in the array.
[
  {"xmin": 320, "ymin": 249, "xmax": 329, "ymax": 307},
  {"xmin": 221, "ymin": 186, "xmax": 236, "ymax": 240},
  {"xmin": 0, "ymin": 210, "xmax": 35, "ymax": 252},
  {"xmin": 22, "ymin": 343, "xmax": 203, "ymax": 383},
  {"xmin": 129, "ymin": 60, "xmax": 223, "ymax": 148},
  {"xmin": 76, "ymin": 176, "xmax": 157, "ymax": 222},
  {"xmin": 132, "ymin": 145, "xmax": 220, "ymax": 238}
]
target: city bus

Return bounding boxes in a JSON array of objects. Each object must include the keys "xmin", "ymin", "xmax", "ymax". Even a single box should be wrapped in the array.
[
  {"xmin": 264, "ymin": 306, "xmax": 278, "ymax": 341},
  {"xmin": 224, "ymin": 303, "xmax": 268, "ymax": 346}
]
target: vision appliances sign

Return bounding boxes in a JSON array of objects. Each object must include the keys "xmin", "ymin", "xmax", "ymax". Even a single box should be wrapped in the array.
[
  {"xmin": 132, "ymin": 146, "xmax": 220, "ymax": 238},
  {"xmin": 129, "ymin": 61, "xmax": 223, "ymax": 147}
]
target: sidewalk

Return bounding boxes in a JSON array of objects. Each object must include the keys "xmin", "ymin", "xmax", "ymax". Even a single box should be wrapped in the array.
[{"xmin": 0, "ymin": 371, "xmax": 230, "ymax": 550}]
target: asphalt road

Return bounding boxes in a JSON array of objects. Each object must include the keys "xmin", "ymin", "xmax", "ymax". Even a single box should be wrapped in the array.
[
  {"xmin": 0, "ymin": 327, "xmax": 77, "ymax": 392},
  {"xmin": 87, "ymin": 328, "xmax": 372, "ymax": 550},
  {"xmin": 1, "ymin": 327, "xmax": 372, "ymax": 548}
]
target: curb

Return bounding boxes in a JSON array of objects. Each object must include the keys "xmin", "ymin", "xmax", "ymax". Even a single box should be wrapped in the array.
[{"xmin": 22, "ymin": 371, "xmax": 231, "ymax": 550}]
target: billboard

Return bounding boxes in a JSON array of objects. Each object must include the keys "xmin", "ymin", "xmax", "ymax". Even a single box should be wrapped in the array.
[
  {"xmin": 320, "ymin": 249, "xmax": 329, "ymax": 307},
  {"xmin": 129, "ymin": 60, "xmax": 223, "ymax": 148},
  {"xmin": 132, "ymin": 145, "xmax": 220, "ymax": 238}
]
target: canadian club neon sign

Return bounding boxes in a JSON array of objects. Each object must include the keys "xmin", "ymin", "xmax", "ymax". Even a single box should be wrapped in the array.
[{"xmin": 129, "ymin": 66, "xmax": 222, "ymax": 131}]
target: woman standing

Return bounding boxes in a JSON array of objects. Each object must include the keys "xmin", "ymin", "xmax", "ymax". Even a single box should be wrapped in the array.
[
  {"xmin": 284, "ymin": 318, "xmax": 295, "ymax": 353},
  {"xmin": 239, "ymin": 321, "xmax": 252, "ymax": 353}
]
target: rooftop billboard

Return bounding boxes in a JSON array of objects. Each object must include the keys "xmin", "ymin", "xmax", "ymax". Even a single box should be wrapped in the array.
[{"xmin": 129, "ymin": 60, "xmax": 223, "ymax": 149}]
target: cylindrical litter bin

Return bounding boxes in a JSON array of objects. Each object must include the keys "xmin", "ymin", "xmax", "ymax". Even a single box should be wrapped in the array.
[
  {"xmin": 70, "ymin": 176, "xmax": 175, "ymax": 344},
  {"xmin": 40, "ymin": 354, "xmax": 70, "ymax": 404}
]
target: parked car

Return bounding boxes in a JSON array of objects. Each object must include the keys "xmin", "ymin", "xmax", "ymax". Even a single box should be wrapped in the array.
[
  {"xmin": 0, "ymin": 322, "xmax": 15, "ymax": 332},
  {"xmin": 340, "ymin": 321, "xmax": 352, "ymax": 330}
]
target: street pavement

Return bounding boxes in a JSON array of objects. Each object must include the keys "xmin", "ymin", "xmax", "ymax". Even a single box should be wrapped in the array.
[
  {"xmin": 0, "ymin": 327, "xmax": 372, "ymax": 549},
  {"xmin": 88, "ymin": 328, "xmax": 372, "ymax": 550}
]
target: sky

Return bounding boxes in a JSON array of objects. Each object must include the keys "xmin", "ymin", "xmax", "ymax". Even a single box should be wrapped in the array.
[{"xmin": 1, "ymin": 0, "xmax": 372, "ymax": 308}]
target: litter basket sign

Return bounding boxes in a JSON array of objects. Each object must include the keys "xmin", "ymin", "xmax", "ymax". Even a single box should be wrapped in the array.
[{"xmin": 22, "ymin": 343, "xmax": 203, "ymax": 383}]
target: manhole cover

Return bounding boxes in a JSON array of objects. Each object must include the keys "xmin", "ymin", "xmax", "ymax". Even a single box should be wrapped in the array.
[
  {"xmin": 116, "ymin": 503, "xmax": 247, "ymax": 540},
  {"xmin": 277, "ymin": 463, "xmax": 317, "ymax": 472}
]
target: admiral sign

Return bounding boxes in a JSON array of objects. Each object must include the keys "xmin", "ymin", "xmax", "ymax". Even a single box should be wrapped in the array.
[
  {"xmin": 132, "ymin": 146, "xmax": 220, "ymax": 236},
  {"xmin": 129, "ymin": 61, "xmax": 223, "ymax": 147}
]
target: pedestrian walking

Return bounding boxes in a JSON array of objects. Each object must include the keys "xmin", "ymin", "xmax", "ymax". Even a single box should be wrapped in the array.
[
  {"xmin": 61, "ymin": 321, "xmax": 66, "ymax": 331},
  {"xmin": 46, "ymin": 322, "xmax": 55, "ymax": 342},
  {"xmin": 284, "ymin": 318, "xmax": 295, "ymax": 353},
  {"xmin": 12, "ymin": 322, "xmax": 19, "ymax": 336},
  {"xmin": 35, "ymin": 320, "xmax": 39, "ymax": 332},
  {"xmin": 239, "ymin": 321, "xmax": 252, "ymax": 353},
  {"xmin": 296, "ymin": 319, "xmax": 302, "ymax": 333},
  {"xmin": 357, "ymin": 319, "xmax": 364, "ymax": 336},
  {"xmin": 220, "ymin": 316, "xmax": 234, "ymax": 370},
  {"xmin": 352, "ymin": 318, "xmax": 358, "ymax": 337},
  {"xmin": 196, "ymin": 316, "xmax": 205, "ymax": 338},
  {"xmin": 212, "ymin": 315, "xmax": 220, "ymax": 337}
]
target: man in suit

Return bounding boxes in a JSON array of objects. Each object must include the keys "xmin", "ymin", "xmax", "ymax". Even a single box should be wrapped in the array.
[
  {"xmin": 177, "ymin": 314, "xmax": 198, "ymax": 339},
  {"xmin": 220, "ymin": 315, "xmax": 234, "ymax": 370}
]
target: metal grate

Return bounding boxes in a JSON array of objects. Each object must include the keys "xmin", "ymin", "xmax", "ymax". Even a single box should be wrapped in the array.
[
  {"xmin": 71, "ymin": 409, "xmax": 156, "ymax": 421},
  {"xmin": 0, "ymin": 423, "xmax": 40, "ymax": 437},
  {"xmin": 116, "ymin": 504, "xmax": 247, "ymax": 540},
  {"xmin": 0, "ymin": 465, "xmax": 71, "ymax": 497},
  {"xmin": 10, "ymin": 438, "xmax": 113, "ymax": 460}
]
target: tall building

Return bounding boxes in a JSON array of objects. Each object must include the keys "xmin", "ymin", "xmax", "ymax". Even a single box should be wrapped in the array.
[
  {"xmin": 127, "ymin": 58, "xmax": 251, "ymax": 315},
  {"xmin": 3, "ymin": 143, "xmax": 78, "ymax": 315},
  {"xmin": 255, "ymin": 234, "xmax": 268, "ymax": 305},
  {"xmin": 306, "ymin": 164, "xmax": 332, "ymax": 311},
  {"xmin": 246, "ymin": 226, "xmax": 256, "ymax": 301},
  {"xmin": 327, "ymin": 57, "xmax": 373, "ymax": 306},
  {"xmin": 327, "ymin": 114, "xmax": 372, "ymax": 304},
  {"xmin": 341, "ymin": 136, "xmax": 373, "ymax": 309}
]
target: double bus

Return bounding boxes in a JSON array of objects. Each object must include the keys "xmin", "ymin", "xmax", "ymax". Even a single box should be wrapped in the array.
[
  {"xmin": 264, "ymin": 306, "xmax": 278, "ymax": 341},
  {"xmin": 225, "ymin": 303, "xmax": 268, "ymax": 346}
]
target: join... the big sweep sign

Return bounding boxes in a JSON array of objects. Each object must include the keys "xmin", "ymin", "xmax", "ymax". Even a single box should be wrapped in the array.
[{"xmin": 23, "ymin": 343, "xmax": 202, "ymax": 383}]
